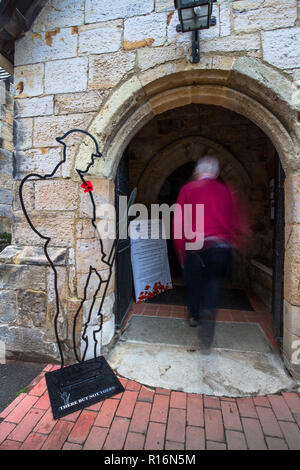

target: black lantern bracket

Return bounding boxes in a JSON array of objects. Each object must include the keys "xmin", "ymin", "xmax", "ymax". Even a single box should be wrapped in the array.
[{"xmin": 174, "ymin": 0, "xmax": 217, "ymax": 63}]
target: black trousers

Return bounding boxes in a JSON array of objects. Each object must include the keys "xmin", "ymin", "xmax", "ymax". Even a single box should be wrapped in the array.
[{"xmin": 184, "ymin": 245, "xmax": 232, "ymax": 322}]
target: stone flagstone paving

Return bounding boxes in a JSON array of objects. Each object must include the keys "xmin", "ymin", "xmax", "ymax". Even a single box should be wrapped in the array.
[{"xmin": 0, "ymin": 364, "xmax": 300, "ymax": 450}]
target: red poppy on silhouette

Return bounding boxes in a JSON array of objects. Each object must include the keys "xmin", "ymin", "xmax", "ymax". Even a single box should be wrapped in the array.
[{"xmin": 81, "ymin": 181, "xmax": 93, "ymax": 192}]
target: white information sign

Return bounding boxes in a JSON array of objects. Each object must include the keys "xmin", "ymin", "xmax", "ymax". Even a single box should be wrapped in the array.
[{"xmin": 129, "ymin": 219, "xmax": 173, "ymax": 303}]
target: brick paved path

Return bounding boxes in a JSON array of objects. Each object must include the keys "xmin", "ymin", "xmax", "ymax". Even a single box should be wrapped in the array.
[{"xmin": 0, "ymin": 364, "xmax": 300, "ymax": 450}]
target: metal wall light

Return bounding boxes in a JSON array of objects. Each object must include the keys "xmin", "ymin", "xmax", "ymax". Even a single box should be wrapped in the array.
[{"xmin": 174, "ymin": 0, "xmax": 217, "ymax": 63}]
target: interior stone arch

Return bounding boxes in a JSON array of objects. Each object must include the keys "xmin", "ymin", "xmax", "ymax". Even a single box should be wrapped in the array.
[{"xmin": 136, "ymin": 135, "xmax": 251, "ymax": 205}]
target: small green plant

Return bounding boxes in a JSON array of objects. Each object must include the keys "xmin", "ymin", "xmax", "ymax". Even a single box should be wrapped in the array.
[
  {"xmin": 15, "ymin": 388, "xmax": 26, "ymax": 398},
  {"xmin": 0, "ymin": 232, "xmax": 11, "ymax": 242},
  {"xmin": 0, "ymin": 232, "xmax": 11, "ymax": 252}
]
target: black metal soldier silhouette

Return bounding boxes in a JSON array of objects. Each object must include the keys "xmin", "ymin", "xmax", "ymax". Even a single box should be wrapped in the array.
[{"xmin": 19, "ymin": 129, "xmax": 118, "ymax": 368}]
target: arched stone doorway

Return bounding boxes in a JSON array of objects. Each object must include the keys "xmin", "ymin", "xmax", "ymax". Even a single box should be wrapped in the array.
[
  {"xmin": 123, "ymin": 100, "xmax": 279, "ymax": 331},
  {"xmin": 76, "ymin": 57, "xmax": 300, "ymax": 379}
]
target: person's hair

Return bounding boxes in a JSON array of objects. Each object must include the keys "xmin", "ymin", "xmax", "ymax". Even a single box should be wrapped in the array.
[{"xmin": 194, "ymin": 156, "xmax": 220, "ymax": 179}]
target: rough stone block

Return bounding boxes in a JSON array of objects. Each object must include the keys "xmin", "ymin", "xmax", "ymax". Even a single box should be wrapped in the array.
[
  {"xmin": 93, "ymin": 179, "xmax": 115, "ymax": 205},
  {"xmin": 14, "ymin": 118, "xmax": 33, "ymax": 150},
  {"xmin": 283, "ymin": 328, "xmax": 300, "ymax": 379},
  {"xmin": 284, "ymin": 224, "xmax": 300, "ymax": 306},
  {"xmin": 88, "ymin": 51, "xmax": 135, "ymax": 89},
  {"xmin": 77, "ymin": 268, "xmax": 114, "ymax": 299},
  {"xmin": 0, "ymin": 189, "xmax": 12, "ymax": 205},
  {"xmin": 14, "ymin": 64, "xmax": 44, "ymax": 98},
  {"xmin": 220, "ymin": 0, "xmax": 231, "ymax": 37},
  {"xmin": 80, "ymin": 295, "xmax": 115, "ymax": 359},
  {"xmin": 0, "ymin": 290, "xmax": 17, "ymax": 323},
  {"xmin": 33, "ymin": 0, "xmax": 85, "ymax": 32},
  {"xmin": 0, "ymin": 149, "xmax": 13, "ymax": 175},
  {"xmin": 102, "ymin": 293, "xmax": 115, "ymax": 319},
  {"xmin": 63, "ymin": 298, "xmax": 82, "ymax": 351},
  {"xmin": 14, "ymin": 96, "xmax": 54, "ymax": 118},
  {"xmin": 0, "ymin": 245, "xmax": 24, "ymax": 264},
  {"xmin": 68, "ymin": 248, "xmax": 75, "ymax": 265},
  {"xmin": 294, "ymin": 69, "xmax": 300, "ymax": 81},
  {"xmin": 14, "ymin": 175, "xmax": 32, "ymax": 210},
  {"xmin": 0, "ymin": 175, "xmax": 12, "ymax": 191},
  {"xmin": 102, "ymin": 311, "xmax": 115, "ymax": 346},
  {"xmin": 54, "ymin": 90, "xmax": 106, "ymax": 114},
  {"xmin": 124, "ymin": 13, "xmax": 167, "ymax": 49},
  {"xmin": 284, "ymin": 300, "xmax": 300, "ymax": 338},
  {"xmin": 34, "ymin": 179, "xmax": 78, "ymax": 211},
  {"xmin": 77, "ymin": 270, "xmax": 100, "ymax": 300},
  {"xmin": 45, "ymin": 302, "xmax": 68, "ymax": 346},
  {"xmin": 85, "ymin": 0, "xmax": 154, "ymax": 23},
  {"xmin": 13, "ymin": 148, "xmax": 62, "ymax": 180},
  {"xmin": 137, "ymin": 45, "xmax": 180, "ymax": 71},
  {"xmin": 79, "ymin": 21, "xmax": 122, "ymax": 55},
  {"xmin": 15, "ymin": 28, "xmax": 78, "ymax": 66},
  {"xmin": 82, "ymin": 293, "xmax": 114, "ymax": 327},
  {"xmin": 94, "ymin": 219, "xmax": 116, "ymax": 247},
  {"xmin": 45, "ymin": 57, "xmax": 88, "ymax": 94},
  {"xmin": 76, "ymin": 239, "xmax": 107, "ymax": 273},
  {"xmin": 231, "ymin": 56, "xmax": 299, "ymax": 125},
  {"xmin": 47, "ymin": 266, "xmax": 68, "ymax": 305},
  {"xmin": 82, "ymin": 298, "xmax": 101, "ymax": 327},
  {"xmin": 0, "ymin": 264, "xmax": 46, "ymax": 291},
  {"xmin": 0, "ymin": 325, "xmax": 58, "ymax": 362},
  {"xmin": 79, "ymin": 179, "xmax": 115, "ymax": 218},
  {"xmin": 0, "ymin": 204, "xmax": 12, "ymax": 217},
  {"xmin": 0, "ymin": 217, "xmax": 12, "ymax": 235},
  {"xmin": 17, "ymin": 246, "xmax": 67, "ymax": 266},
  {"xmin": 233, "ymin": 0, "xmax": 297, "ymax": 32},
  {"xmin": 13, "ymin": 213, "xmax": 75, "ymax": 247},
  {"xmin": 33, "ymin": 113, "xmax": 94, "ymax": 147},
  {"xmin": 76, "ymin": 220, "xmax": 96, "ymax": 240},
  {"xmin": 262, "ymin": 27, "xmax": 300, "ymax": 69},
  {"xmin": 285, "ymin": 174, "xmax": 300, "ymax": 224},
  {"xmin": 201, "ymin": 33, "xmax": 260, "ymax": 53},
  {"xmin": 75, "ymin": 76, "xmax": 145, "ymax": 178},
  {"xmin": 68, "ymin": 264, "xmax": 76, "ymax": 296},
  {"xmin": 17, "ymin": 290, "xmax": 47, "ymax": 328},
  {"xmin": 45, "ymin": 266, "xmax": 69, "ymax": 344},
  {"xmin": 155, "ymin": 0, "xmax": 174, "ymax": 12}
]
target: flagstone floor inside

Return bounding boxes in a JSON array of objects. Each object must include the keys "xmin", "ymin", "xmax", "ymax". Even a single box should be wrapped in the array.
[{"xmin": 122, "ymin": 290, "xmax": 280, "ymax": 352}]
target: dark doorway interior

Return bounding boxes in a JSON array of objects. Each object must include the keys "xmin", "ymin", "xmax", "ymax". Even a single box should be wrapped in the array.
[
  {"xmin": 115, "ymin": 102, "xmax": 285, "ymax": 344},
  {"xmin": 115, "ymin": 152, "xmax": 284, "ymax": 340},
  {"xmin": 158, "ymin": 161, "xmax": 196, "ymax": 282}
]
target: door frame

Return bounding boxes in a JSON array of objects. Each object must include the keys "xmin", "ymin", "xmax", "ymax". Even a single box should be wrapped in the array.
[{"xmin": 271, "ymin": 153, "xmax": 285, "ymax": 343}]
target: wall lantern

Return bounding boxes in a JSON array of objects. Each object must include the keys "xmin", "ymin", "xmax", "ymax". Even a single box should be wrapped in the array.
[{"xmin": 174, "ymin": 0, "xmax": 217, "ymax": 63}]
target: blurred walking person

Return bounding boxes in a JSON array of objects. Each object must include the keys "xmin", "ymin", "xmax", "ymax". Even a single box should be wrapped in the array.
[{"xmin": 173, "ymin": 156, "xmax": 249, "ymax": 349}]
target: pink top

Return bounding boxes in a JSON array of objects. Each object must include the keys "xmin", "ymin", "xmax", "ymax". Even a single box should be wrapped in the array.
[{"xmin": 173, "ymin": 177, "xmax": 249, "ymax": 265}]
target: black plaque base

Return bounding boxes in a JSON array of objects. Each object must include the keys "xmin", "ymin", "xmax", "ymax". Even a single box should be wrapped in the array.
[{"xmin": 45, "ymin": 356, "xmax": 124, "ymax": 419}]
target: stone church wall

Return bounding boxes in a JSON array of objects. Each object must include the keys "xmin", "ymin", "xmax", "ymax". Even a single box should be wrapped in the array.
[{"xmin": 0, "ymin": 0, "xmax": 299, "ymax": 369}]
